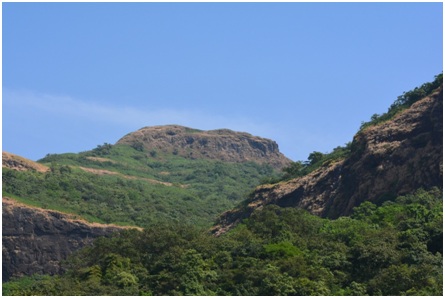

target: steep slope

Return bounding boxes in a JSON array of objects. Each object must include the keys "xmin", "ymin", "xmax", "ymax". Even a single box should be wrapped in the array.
[
  {"xmin": 2, "ymin": 197, "xmax": 132, "ymax": 282},
  {"xmin": 116, "ymin": 125, "xmax": 292, "ymax": 170},
  {"xmin": 213, "ymin": 85, "xmax": 442, "ymax": 235}
]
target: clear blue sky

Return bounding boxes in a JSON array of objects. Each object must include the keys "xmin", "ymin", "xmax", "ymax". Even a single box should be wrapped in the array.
[{"xmin": 3, "ymin": 2, "xmax": 443, "ymax": 162}]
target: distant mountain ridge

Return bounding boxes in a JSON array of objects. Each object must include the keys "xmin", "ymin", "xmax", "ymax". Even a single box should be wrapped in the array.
[
  {"xmin": 213, "ymin": 84, "xmax": 443, "ymax": 235},
  {"xmin": 116, "ymin": 125, "xmax": 292, "ymax": 170}
]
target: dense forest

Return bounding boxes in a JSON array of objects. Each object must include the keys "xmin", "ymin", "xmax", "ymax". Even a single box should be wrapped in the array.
[{"xmin": 3, "ymin": 188, "xmax": 442, "ymax": 295}]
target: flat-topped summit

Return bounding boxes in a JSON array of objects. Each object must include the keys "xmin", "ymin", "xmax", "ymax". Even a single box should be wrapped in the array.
[{"xmin": 116, "ymin": 125, "xmax": 292, "ymax": 170}]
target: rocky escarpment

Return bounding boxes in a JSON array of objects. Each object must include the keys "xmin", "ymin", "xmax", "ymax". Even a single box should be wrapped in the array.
[
  {"xmin": 2, "ymin": 198, "xmax": 134, "ymax": 282},
  {"xmin": 116, "ymin": 125, "xmax": 292, "ymax": 170},
  {"xmin": 213, "ymin": 86, "xmax": 443, "ymax": 235}
]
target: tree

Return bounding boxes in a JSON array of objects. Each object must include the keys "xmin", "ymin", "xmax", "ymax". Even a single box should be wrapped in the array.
[
  {"xmin": 131, "ymin": 141, "xmax": 144, "ymax": 152},
  {"xmin": 283, "ymin": 161, "xmax": 305, "ymax": 178},
  {"xmin": 93, "ymin": 143, "xmax": 113, "ymax": 156},
  {"xmin": 172, "ymin": 249, "xmax": 217, "ymax": 295},
  {"xmin": 307, "ymin": 151, "xmax": 324, "ymax": 165}
]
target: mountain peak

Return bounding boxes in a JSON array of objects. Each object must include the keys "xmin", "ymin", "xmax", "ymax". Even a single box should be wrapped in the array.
[{"xmin": 116, "ymin": 125, "xmax": 292, "ymax": 170}]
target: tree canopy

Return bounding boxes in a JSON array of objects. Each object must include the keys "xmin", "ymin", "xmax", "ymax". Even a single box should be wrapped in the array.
[{"xmin": 4, "ymin": 188, "xmax": 442, "ymax": 296}]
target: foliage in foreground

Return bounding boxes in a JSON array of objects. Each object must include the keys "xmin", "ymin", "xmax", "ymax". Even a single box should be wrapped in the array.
[{"xmin": 4, "ymin": 188, "xmax": 442, "ymax": 296}]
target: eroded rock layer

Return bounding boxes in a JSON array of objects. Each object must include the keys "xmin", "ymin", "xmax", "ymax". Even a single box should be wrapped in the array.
[
  {"xmin": 213, "ymin": 86, "xmax": 443, "ymax": 235},
  {"xmin": 2, "ymin": 198, "xmax": 130, "ymax": 282},
  {"xmin": 116, "ymin": 125, "xmax": 292, "ymax": 170}
]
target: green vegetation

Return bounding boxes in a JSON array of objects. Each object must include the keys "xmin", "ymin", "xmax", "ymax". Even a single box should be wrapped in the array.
[
  {"xmin": 3, "ymin": 144, "xmax": 274, "ymax": 228},
  {"xmin": 264, "ymin": 73, "xmax": 443, "ymax": 184},
  {"xmin": 4, "ymin": 188, "xmax": 442, "ymax": 295},
  {"xmin": 3, "ymin": 75, "xmax": 442, "ymax": 295},
  {"xmin": 261, "ymin": 144, "xmax": 351, "ymax": 184},
  {"xmin": 359, "ymin": 73, "xmax": 442, "ymax": 131}
]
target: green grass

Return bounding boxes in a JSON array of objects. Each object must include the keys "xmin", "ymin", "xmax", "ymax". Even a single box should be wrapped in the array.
[
  {"xmin": 2, "ymin": 192, "xmax": 106, "ymax": 224},
  {"xmin": 5, "ymin": 144, "xmax": 276, "ymax": 228}
]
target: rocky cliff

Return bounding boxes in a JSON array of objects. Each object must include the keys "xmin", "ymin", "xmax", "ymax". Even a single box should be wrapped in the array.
[
  {"xmin": 213, "ymin": 86, "xmax": 443, "ymax": 235},
  {"xmin": 116, "ymin": 125, "xmax": 292, "ymax": 170},
  {"xmin": 2, "ymin": 198, "xmax": 133, "ymax": 282}
]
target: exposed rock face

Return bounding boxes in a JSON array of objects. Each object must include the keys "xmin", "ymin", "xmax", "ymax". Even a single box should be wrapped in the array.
[
  {"xmin": 2, "ymin": 198, "xmax": 130, "ymax": 282},
  {"xmin": 116, "ymin": 125, "xmax": 292, "ymax": 170},
  {"xmin": 2, "ymin": 152, "xmax": 49, "ymax": 173},
  {"xmin": 213, "ymin": 86, "xmax": 443, "ymax": 235}
]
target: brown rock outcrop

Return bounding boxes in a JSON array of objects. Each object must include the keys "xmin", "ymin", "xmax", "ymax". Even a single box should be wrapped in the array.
[
  {"xmin": 213, "ymin": 86, "xmax": 442, "ymax": 235},
  {"xmin": 2, "ymin": 198, "xmax": 135, "ymax": 282},
  {"xmin": 2, "ymin": 152, "xmax": 49, "ymax": 173},
  {"xmin": 116, "ymin": 125, "xmax": 292, "ymax": 171}
]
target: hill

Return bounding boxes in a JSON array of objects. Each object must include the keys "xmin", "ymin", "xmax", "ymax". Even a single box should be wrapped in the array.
[
  {"xmin": 3, "ymin": 126, "xmax": 289, "ymax": 228},
  {"xmin": 2, "ymin": 126, "xmax": 290, "ymax": 280},
  {"xmin": 116, "ymin": 125, "xmax": 291, "ymax": 170},
  {"xmin": 213, "ymin": 76, "xmax": 443, "ymax": 235},
  {"xmin": 2, "ymin": 75, "xmax": 443, "ymax": 295}
]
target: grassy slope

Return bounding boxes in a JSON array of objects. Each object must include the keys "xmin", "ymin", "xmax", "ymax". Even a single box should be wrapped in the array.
[{"xmin": 3, "ymin": 144, "xmax": 276, "ymax": 228}]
